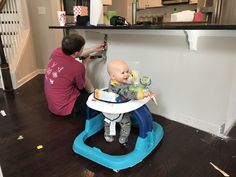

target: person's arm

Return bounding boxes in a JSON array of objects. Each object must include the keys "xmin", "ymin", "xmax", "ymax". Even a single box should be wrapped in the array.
[
  {"xmin": 82, "ymin": 43, "xmax": 105, "ymax": 57},
  {"xmin": 74, "ymin": 65, "xmax": 86, "ymax": 90},
  {"xmin": 79, "ymin": 43, "xmax": 105, "ymax": 64}
]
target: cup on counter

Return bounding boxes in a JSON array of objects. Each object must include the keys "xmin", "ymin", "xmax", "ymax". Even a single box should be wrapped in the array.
[{"xmin": 57, "ymin": 11, "xmax": 66, "ymax": 26}]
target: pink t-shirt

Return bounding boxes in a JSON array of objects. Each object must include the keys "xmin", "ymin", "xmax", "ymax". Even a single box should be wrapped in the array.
[{"xmin": 44, "ymin": 48, "xmax": 85, "ymax": 116}]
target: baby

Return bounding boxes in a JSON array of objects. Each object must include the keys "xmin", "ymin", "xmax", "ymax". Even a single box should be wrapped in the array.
[{"xmin": 104, "ymin": 59, "xmax": 149, "ymax": 144}]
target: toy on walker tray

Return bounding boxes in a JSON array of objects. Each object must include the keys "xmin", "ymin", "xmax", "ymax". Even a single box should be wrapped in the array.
[{"xmin": 73, "ymin": 64, "xmax": 163, "ymax": 172}]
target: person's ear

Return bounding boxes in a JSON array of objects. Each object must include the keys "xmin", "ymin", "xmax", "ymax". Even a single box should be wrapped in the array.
[{"xmin": 76, "ymin": 51, "xmax": 82, "ymax": 55}]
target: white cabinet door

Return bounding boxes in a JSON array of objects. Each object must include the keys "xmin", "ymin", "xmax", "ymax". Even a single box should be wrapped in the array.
[{"xmin": 189, "ymin": 0, "xmax": 198, "ymax": 4}]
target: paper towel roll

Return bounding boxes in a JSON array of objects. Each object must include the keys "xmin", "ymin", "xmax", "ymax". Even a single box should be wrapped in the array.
[
  {"xmin": 90, "ymin": 0, "xmax": 103, "ymax": 26},
  {"xmin": 57, "ymin": 11, "xmax": 66, "ymax": 26}
]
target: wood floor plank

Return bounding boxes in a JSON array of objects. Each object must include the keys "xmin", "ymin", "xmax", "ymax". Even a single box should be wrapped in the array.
[{"xmin": 0, "ymin": 75, "xmax": 235, "ymax": 177}]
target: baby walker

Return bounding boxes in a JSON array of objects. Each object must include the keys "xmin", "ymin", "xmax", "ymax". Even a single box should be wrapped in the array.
[{"xmin": 73, "ymin": 80, "xmax": 164, "ymax": 172}]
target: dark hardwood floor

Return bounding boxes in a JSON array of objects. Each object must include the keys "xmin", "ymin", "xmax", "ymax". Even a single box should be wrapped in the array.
[{"xmin": 0, "ymin": 75, "xmax": 235, "ymax": 177}]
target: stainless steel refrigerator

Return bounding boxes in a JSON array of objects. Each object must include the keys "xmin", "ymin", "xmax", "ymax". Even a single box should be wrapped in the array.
[{"xmin": 198, "ymin": 0, "xmax": 236, "ymax": 24}]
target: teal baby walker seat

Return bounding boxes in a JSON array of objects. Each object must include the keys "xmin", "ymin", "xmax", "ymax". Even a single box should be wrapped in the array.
[{"xmin": 73, "ymin": 90, "xmax": 164, "ymax": 172}]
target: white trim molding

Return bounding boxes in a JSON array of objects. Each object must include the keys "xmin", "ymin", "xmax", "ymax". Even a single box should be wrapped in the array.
[
  {"xmin": 0, "ymin": 165, "xmax": 3, "ymax": 177},
  {"xmin": 0, "ymin": 74, "xmax": 3, "ymax": 89},
  {"xmin": 165, "ymin": 113, "xmax": 226, "ymax": 138},
  {"xmin": 11, "ymin": 69, "xmax": 45, "ymax": 89}
]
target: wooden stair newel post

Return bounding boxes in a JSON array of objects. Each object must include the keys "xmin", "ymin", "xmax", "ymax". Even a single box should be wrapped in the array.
[{"xmin": 0, "ymin": 34, "xmax": 13, "ymax": 91}]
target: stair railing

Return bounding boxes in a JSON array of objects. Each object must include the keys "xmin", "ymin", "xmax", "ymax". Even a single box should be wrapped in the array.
[
  {"xmin": 0, "ymin": 0, "xmax": 22, "ymax": 91},
  {"xmin": 0, "ymin": 0, "xmax": 7, "ymax": 11},
  {"xmin": 0, "ymin": 33, "xmax": 13, "ymax": 91},
  {"xmin": 0, "ymin": 0, "xmax": 13, "ymax": 91}
]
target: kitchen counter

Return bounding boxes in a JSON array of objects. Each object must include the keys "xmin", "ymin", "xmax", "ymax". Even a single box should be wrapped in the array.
[
  {"xmin": 49, "ymin": 23, "xmax": 236, "ymax": 30},
  {"xmin": 49, "ymin": 23, "xmax": 236, "ymax": 51}
]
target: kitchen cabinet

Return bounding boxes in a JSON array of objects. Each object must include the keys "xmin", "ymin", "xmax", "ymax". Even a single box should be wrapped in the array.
[
  {"xmin": 138, "ymin": 0, "xmax": 162, "ymax": 9},
  {"xmin": 127, "ymin": 0, "xmax": 132, "ymax": 23},
  {"xmin": 103, "ymin": 0, "xmax": 112, "ymax": 5},
  {"xmin": 107, "ymin": 0, "xmax": 132, "ymax": 23},
  {"xmin": 138, "ymin": 0, "xmax": 147, "ymax": 9},
  {"xmin": 148, "ymin": 0, "xmax": 162, "ymax": 7},
  {"xmin": 189, "ymin": 0, "xmax": 198, "ymax": 4}
]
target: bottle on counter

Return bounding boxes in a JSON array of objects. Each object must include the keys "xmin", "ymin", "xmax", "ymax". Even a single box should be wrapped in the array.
[
  {"xmin": 104, "ymin": 13, "xmax": 110, "ymax": 25},
  {"xmin": 193, "ymin": 8, "xmax": 203, "ymax": 22}
]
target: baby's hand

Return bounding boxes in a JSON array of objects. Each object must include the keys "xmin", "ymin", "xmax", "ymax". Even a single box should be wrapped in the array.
[
  {"xmin": 148, "ymin": 92, "xmax": 158, "ymax": 105},
  {"xmin": 144, "ymin": 92, "xmax": 149, "ymax": 97}
]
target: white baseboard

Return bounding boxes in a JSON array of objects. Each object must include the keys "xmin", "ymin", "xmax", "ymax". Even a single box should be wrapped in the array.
[
  {"xmin": 164, "ymin": 113, "xmax": 223, "ymax": 137},
  {"xmin": 0, "ymin": 69, "xmax": 45, "ymax": 90},
  {"xmin": 12, "ymin": 69, "xmax": 45, "ymax": 89},
  {"xmin": 224, "ymin": 119, "xmax": 236, "ymax": 136},
  {"xmin": 0, "ymin": 165, "xmax": 3, "ymax": 177},
  {"xmin": 0, "ymin": 75, "xmax": 2, "ymax": 89}
]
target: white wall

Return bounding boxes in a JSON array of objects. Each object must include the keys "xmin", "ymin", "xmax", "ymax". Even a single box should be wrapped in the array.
[
  {"xmin": 81, "ymin": 30, "xmax": 236, "ymax": 137},
  {"xmin": 225, "ymin": 64, "xmax": 236, "ymax": 133}
]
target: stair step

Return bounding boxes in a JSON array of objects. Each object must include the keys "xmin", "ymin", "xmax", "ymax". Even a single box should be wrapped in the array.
[
  {"xmin": 0, "ymin": 32, "xmax": 18, "ymax": 35},
  {"xmin": 3, "ymin": 44, "xmax": 13, "ymax": 48},
  {"xmin": 1, "ymin": 21, "xmax": 20, "ymax": 24}
]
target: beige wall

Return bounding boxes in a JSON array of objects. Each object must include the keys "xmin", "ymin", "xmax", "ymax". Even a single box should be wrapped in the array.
[
  {"xmin": 5, "ymin": 0, "xmax": 63, "ymax": 89},
  {"xmin": 15, "ymin": 32, "xmax": 38, "ymax": 83},
  {"xmin": 26, "ymin": 0, "xmax": 62, "ymax": 69}
]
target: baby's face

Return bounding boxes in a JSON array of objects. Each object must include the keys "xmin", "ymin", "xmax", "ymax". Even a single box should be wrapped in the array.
[{"xmin": 112, "ymin": 64, "xmax": 130, "ymax": 84}]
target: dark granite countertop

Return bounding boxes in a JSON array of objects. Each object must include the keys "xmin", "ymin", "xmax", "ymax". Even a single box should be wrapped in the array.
[{"xmin": 49, "ymin": 22, "xmax": 236, "ymax": 30}]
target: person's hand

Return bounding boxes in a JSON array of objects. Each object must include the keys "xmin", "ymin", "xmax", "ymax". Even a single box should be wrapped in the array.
[
  {"xmin": 93, "ymin": 43, "xmax": 106, "ymax": 53},
  {"xmin": 82, "ymin": 55, "xmax": 92, "ymax": 65},
  {"xmin": 148, "ymin": 91, "xmax": 158, "ymax": 105}
]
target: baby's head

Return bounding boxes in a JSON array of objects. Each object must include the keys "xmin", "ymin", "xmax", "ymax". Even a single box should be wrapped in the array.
[{"xmin": 107, "ymin": 59, "xmax": 130, "ymax": 84}]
